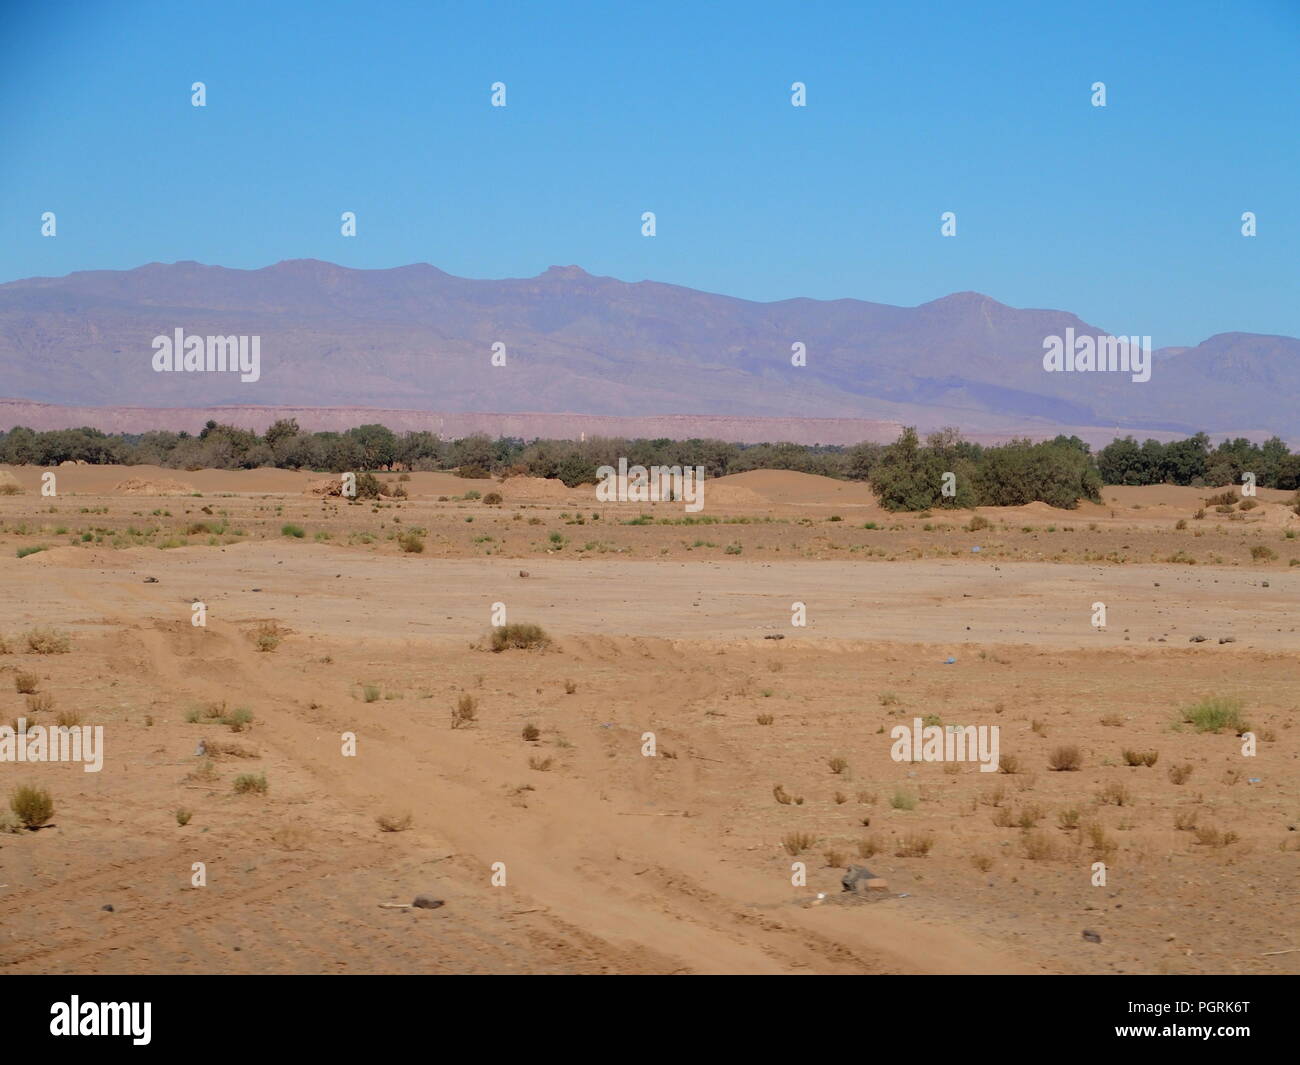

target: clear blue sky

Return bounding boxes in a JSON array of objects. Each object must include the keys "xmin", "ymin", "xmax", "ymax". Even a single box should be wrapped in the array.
[{"xmin": 1, "ymin": 0, "xmax": 1296, "ymax": 346}]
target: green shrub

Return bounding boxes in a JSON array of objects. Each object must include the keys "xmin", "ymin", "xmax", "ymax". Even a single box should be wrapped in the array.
[{"xmin": 1182, "ymin": 696, "xmax": 1248, "ymax": 734}]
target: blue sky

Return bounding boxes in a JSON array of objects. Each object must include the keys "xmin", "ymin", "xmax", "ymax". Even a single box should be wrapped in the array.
[{"xmin": 1, "ymin": 0, "xmax": 1296, "ymax": 346}]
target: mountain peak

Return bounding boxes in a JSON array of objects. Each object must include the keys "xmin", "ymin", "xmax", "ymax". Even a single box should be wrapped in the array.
[{"xmin": 539, "ymin": 265, "xmax": 591, "ymax": 280}]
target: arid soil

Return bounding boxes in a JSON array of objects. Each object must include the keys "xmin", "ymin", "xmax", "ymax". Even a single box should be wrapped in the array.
[{"xmin": 1, "ymin": 465, "xmax": 1296, "ymax": 974}]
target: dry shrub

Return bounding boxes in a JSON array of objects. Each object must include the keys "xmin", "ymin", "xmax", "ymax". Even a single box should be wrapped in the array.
[
  {"xmin": 14, "ymin": 672, "xmax": 38, "ymax": 694},
  {"xmin": 250, "ymin": 621, "xmax": 285, "ymax": 652},
  {"xmin": 1048, "ymin": 745, "xmax": 1082, "ymax": 771},
  {"xmin": 998, "ymin": 753, "xmax": 1021, "ymax": 775},
  {"xmin": 1168, "ymin": 763, "xmax": 1194, "ymax": 785},
  {"xmin": 1194, "ymin": 826, "xmax": 1239, "ymax": 848},
  {"xmin": 1123, "ymin": 749, "xmax": 1159, "ymax": 767},
  {"xmin": 9, "ymin": 784, "xmax": 54, "ymax": 828},
  {"xmin": 55, "ymin": 709, "xmax": 81, "ymax": 728},
  {"xmin": 527, "ymin": 755, "xmax": 554, "ymax": 772},
  {"xmin": 232, "ymin": 772, "xmax": 268, "ymax": 795},
  {"xmin": 772, "ymin": 783, "xmax": 802, "ymax": 806},
  {"xmin": 1021, "ymin": 830, "xmax": 1057, "ymax": 861},
  {"xmin": 25, "ymin": 627, "xmax": 71, "ymax": 654},
  {"xmin": 756, "ymin": 713, "xmax": 774, "ymax": 725},
  {"xmin": 1098, "ymin": 781, "xmax": 1132, "ymax": 806},
  {"xmin": 1057, "ymin": 807, "xmax": 1080, "ymax": 829},
  {"xmin": 782, "ymin": 831, "xmax": 816, "ymax": 856},
  {"xmin": 827, "ymin": 756, "xmax": 848, "ymax": 775},
  {"xmin": 521, "ymin": 723, "xmax": 541, "ymax": 742},
  {"xmin": 1084, "ymin": 821, "xmax": 1117, "ymax": 859},
  {"xmin": 451, "ymin": 694, "xmax": 478, "ymax": 729},
  {"xmin": 895, "ymin": 832, "xmax": 934, "ymax": 857},
  {"xmin": 1174, "ymin": 810, "xmax": 1199, "ymax": 831},
  {"xmin": 564, "ymin": 678, "xmax": 577, "ymax": 694},
  {"xmin": 490, "ymin": 623, "xmax": 550, "ymax": 652},
  {"xmin": 823, "ymin": 849, "xmax": 847, "ymax": 868},
  {"xmin": 25, "ymin": 693, "xmax": 52, "ymax": 714},
  {"xmin": 856, "ymin": 835, "xmax": 882, "ymax": 858},
  {"xmin": 971, "ymin": 854, "xmax": 994, "ymax": 872},
  {"xmin": 991, "ymin": 807, "xmax": 1015, "ymax": 828},
  {"xmin": 376, "ymin": 812, "xmax": 413, "ymax": 832}
]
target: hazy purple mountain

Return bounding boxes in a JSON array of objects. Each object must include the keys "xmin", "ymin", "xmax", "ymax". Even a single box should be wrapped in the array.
[{"xmin": 0, "ymin": 259, "xmax": 1294, "ymax": 439}]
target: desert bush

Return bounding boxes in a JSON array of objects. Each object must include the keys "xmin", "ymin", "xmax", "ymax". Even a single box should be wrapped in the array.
[
  {"xmin": 1048, "ymin": 745, "xmax": 1082, "ymax": 771},
  {"xmin": 966, "ymin": 514, "xmax": 990, "ymax": 532},
  {"xmin": 361, "ymin": 684, "xmax": 381, "ymax": 703},
  {"xmin": 971, "ymin": 854, "xmax": 994, "ymax": 872},
  {"xmin": 895, "ymin": 832, "xmax": 934, "ymax": 857},
  {"xmin": 998, "ymin": 753, "xmax": 1021, "ymax": 775},
  {"xmin": 1057, "ymin": 807, "xmax": 1080, "ymax": 829},
  {"xmin": 490, "ymin": 623, "xmax": 550, "ymax": 652},
  {"xmin": 1122, "ymin": 749, "xmax": 1159, "ymax": 767},
  {"xmin": 564, "ymin": 678, "xmax": 577, "ymax": 694},
  {"xmin": 1098, "ymin": 781, "xmax": 1132, "ymax": 806},
  {"xmin": 521, "ymin": 723, "xmax": 541, "ymax": 742},
  {"xmin": 25, "ymin": 693, "xmax": 52, "ymax": 714},
  {"xmin": 398, "ymin": 531, "xmax": 425, "ymax": 553},
  {"xmin": 281, "ymin": 523, "xmax": 305, "ymax": 538},
  {"xmin": 1250, "ymin": 544, "xmax": 1276, "ymax": 561},
  {"xmin": 889, "ymin": 790, "xmax": 918, "ymax": 811},
  {"xmin": 756, "ymin": 713, "xmax": 774, "ymax": 725},
  {"xmin": 772, "ymin": 783, "xmax": 801, "ymax": 805},
  {"xmin": 1168, "ymin": 763, "xmax": 1194, "ymax": 785},
  {"xmin": 482, "ymin": 492, "xmax": 503, "ymax": 505},
  {"xmin": 1194, "ymin": 825, "xmax": 1239, "ymax": 848},
  {"xmin": 1181, "ymin": 696, "xmax": 1247, "ymax": 733},
  {"xmin": 1021, "ymin": 830, "xmax": 1057, "ymax": 861},
  {"xmin": 451, "ymin": 693, "xmax": 478, "ymax": 729},
  {"xmin": 24, "ymin": 627, "xmax": 70, "ymax": 654},
  {"xmin": 376, "ymin": 812, "xmax": 413, "ymax": 832},
  {"xmin": 9, "ymin": 785, "xmax": 54, "ymax": 828},
  {"xmin": 250, "ymin": 621, "xmax": 285, "ymax": 652},
  {"xmin": 1174, "ymin": 810, "xmax": 1199, "ymax": 831},
  {"xmin": 55, "ymin": 709, "xmax": 81, "ymax": 727},
  {"xmin": 175, "ymin": 809, "xmax": 193, "ymax": 826},
  {"xmin": 857, "ymin": 835, "xmax": 882, "ymax": 858},
  {"xmin": 782, "ymin": 831, "xmax": 816, "ymax": 856},
  {"xmin": 823, "ymin": 849, "xmax": 847, "ymax": 867},
  {"xmin": 221, "ymin": 707, "xmax": 254, "ymax": 732},
  {"xmin": 14, "ymin": 672, "xmax": 38, "ymax": 694},
  {"xmin": 991, "ymin": 806, "xmax": 1015, "ymax": 828},
  {"xmin": 233, "ymin": 772, "xmax": 268, "ymax": 795},
  {"xmin": 828, "ymin": 756, "xmax": 848, "ymax": 775}
]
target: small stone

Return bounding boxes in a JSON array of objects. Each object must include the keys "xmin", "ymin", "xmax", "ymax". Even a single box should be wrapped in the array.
[
  {"xmin": 1189, "ymin": 634, "xmax": 1207, "ymax": 643},
  {"xmin": 143, "ymin": 577, "xmax": 158, "ymax": 583},
  {"xmin": 1218, "ymin": 636, "xmax": 1236, "ymax": 644},
  {"xmin": 1082, "ymin": 929, "xmax": 1102, "ymax": 943},
  {"xmin": 412, "ymin": 895, "xmax": 445, "ymax": 910}
]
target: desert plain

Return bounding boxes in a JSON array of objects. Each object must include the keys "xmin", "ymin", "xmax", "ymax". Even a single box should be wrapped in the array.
[{"xmin": 0, "ymin": 464, "xmax": 1297, "ymax": 975}]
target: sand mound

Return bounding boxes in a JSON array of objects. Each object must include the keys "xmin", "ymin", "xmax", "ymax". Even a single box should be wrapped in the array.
[
  {"xmin": 0, "ymin": 470, "xmax": 23, "ymax": 494},
  {"xmin": 499, "ymin": 476, "xmax": 578, "ymax": 501},
  {"xmin": 711, "ymin": 469, "xmax": 879, "ymax": 506},
  {"xmin": 114, "ymin": 476, "xmax": 195, "ymax": 496}
]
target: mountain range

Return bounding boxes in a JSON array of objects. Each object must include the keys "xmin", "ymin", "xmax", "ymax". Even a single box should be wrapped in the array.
[{"xmin": 0, "ymin": 259, "xmax": 1294, "ymax": 443}]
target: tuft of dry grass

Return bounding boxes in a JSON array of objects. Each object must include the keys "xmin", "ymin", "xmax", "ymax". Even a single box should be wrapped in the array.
[
  {"xmin": 521, "ymin": 723, "xmax": 540, "ymax": 742},
  {"xmin": 1168, "ymin": 763, "xmax": 1194, "ymax": 785},
  {"xmin": 998, "ymin": 753, "xmax": 1021, "ymax": 775},
  {"xmin": 14, "ymin": 671, "xmax": 39, "ymax": 694},
  {"xmin": 527, "ymin": 755, "xmax": 554, "ymax": 772},
  {"xmin": 232, "ymin": 772, "xmax": 268, "ymax": 795},
  {"xmin": 451, "ymin": 693, "xmax": 478, "ymax": 729},
  {"xmin": 24, "ymin": 627, "xmax": 71, "ymax": 654},
  {"xmin": 856, "ymin": 835, "xmax": 882, "ymax": 858},
  {"xmin": 1122, "ymin": 749, "xmax": 1159, "ymax": 767},
  {"xmin": 490, "ymin": 623, "xmax": 550, "ymax": 652},
  {"xmin": 249, "ymin": 621, "xmax": 285, "ymax": 652},
  {"xmin": 1194, "ymin": 825, "xmax": 1239, "ymax": 848},
  {"xmin": 1098, "ymin": 781, "xmax": 1133, "ymax": 806},
  {"xmin": 827, "ymin": 756, "xmax": 848, "ymax": 775},
  {"xmin": 781, "ymin": 831, "xmax": 816, "ymax": 856},
  {"xmin": 1048, "ymin": 744, "xmax": 1082, "ymax": 771},
  {"xmin": 376, "ymin": 812, "xmax": 413, "ymax": 832},
  {"xmin": 9, "ymin": 784, "xmax": 54, "ymax": 828},
  {"xmin": 895, "ymin": 832, "xmax": 934, "ymax": 858},
  {"xmin": 1021, "ymin": 830, "xmax": 1058, "ymax": 861},
  {"xmin": 25, "ymin": 693, "xmax": 52, "ymax": 714}
]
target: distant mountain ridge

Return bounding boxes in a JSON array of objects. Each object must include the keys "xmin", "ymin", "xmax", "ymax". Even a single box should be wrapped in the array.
[{"xmin": 0, "ymin": 259, "xmax": 1294, "ymax": 441}]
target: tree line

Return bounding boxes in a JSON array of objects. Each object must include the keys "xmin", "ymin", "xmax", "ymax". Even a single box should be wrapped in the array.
[{"xmin": 1, "ymin": 420, "xmax": 1295, "ymax": 511}]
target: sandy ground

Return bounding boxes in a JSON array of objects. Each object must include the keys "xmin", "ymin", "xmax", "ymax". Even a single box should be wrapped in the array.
[{"xmin": 0, "ymin": 466, "xmax": 1297, "ymax": 975}]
